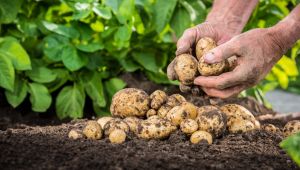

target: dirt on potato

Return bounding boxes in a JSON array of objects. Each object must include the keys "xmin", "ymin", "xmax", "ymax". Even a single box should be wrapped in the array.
[{"xmin": 0, "ymin": 73, "xmax": 299, "ymax": 170}]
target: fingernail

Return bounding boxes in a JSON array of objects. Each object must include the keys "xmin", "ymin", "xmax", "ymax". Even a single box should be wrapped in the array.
[{"xmin": 204, "ymin": 53, "xmax": 215, "ymax": 63}]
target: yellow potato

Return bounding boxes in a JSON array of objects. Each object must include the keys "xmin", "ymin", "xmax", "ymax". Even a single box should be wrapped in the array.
[
  {"xmin": 150, "ymin": 90, "xmax": 168, "ymax": 110},
  {"xmin": 137, "ymin": 119, "xmax": 177, "ymax": 139},
  {"xmin": 103, "ymin": 118, "xmax": 130, "ymax": 136},
  {"xmin": 190, "ymin": 130, "xmax": 213, "ymax": 144},
  {"xmin": 83, "ymin": 121, "xmax": 103, "ymax": 140},
  {"xmin": 254, "ymin": 120, "xmax": 261, "ymax": 129},
  {"xmin": 263, "ymin": 124, "xmax": 279, "ymax": 133},
  {"xmin": 220, "ymin": 104, "xmax": 256, "ymax": 127},
  {"xmin": 110, "ymin": 88, "xmax": 150, "ymax": 118},
  {"xmin": 228, "ymin": 119, "xmax": 255, "ymax": 134},
  {"xmin": 109, "ymin": 129, "xmax": 126, "ymax": 144},
  {"xmin": 166, "ymin": 106, "xmax": 186, "ymax": 126},
  {"xmin": 123, "ymin": 117, "xmax": 141, "ymax": 133},
  {"xmin": 166, "ymin": 94, "xmax": 186, "ymax": 107},
  {"xmin": 197, "ymin": 105, "xmax": 219, "ymax": 115},
  {"xmin": 174, "ymin": 54, "xmax": 198, "ymax": 85},
  {"xmin": 283, "ymin": 120, "xmax": 300, "ymax": 137},
  {"xmin": 181, "ymin": 102, "xmax": 198, "ymax": 119},
  {"xmin": 157, "ymin": 105, "xmax": 172, "ymax": 118},
  {"xmin": 68, "ymin": 129, "xmax": 83, "ymax": 140},
  {"xmin": 198, "ymin": 57, "xmax": 228, "ymax": 76},
  {"xmin": 195, "ymin": 37, "xmax": 217, "ymax": 60},
  {"xmin": 97, "ymin": 116, "xmax": 114, "ymax": 129},
  {"xmin": 180, "ymin": 119, "xmax": 198, "ymax": 135},
  {"xmin": 146, "ymin": 109, "xmax": 157, "ymax": 118}
]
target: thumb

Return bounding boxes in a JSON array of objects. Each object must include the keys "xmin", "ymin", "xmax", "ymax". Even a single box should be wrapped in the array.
[{"xmin": 203, "ymin": 41, "xmax": 237, "ymax": 64}]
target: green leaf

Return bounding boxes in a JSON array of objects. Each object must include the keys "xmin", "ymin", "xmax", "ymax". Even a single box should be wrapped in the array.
[
  {"xmin": 117, "ymin": 0, "xmax": 135, "ymax": 23},
  {"xmin": 42, "ymin": 21, "xmax": 80, "ymax": 38},
  {"xmin": 114, "ymin": 25, "xmax": 132, "ymax": 42},
  {"xmin": 104, "ymin": 0, "xmax": 122, "ymax": 14},
  {"xmin": 56, "ymin": 84, "xmax": 85, "ymax": 119},
  {"xmin": 28, "ymin": 83, "xmax": 52, "ymax": 112},
  {"xmin": 154, "ymin": 0, "xmax": 177, "ymax": 33},
  {"xmin": 104, "ymin": 78, "xmax": 126, "ymax": 99},
  {"xmin": 170, "ymin": 6, "xmax": 191, "ymax": 38},
  {"xmin": 280, "ymin": 132, "xmax": 300, "ymax": 166},
  {"xmin": 0, "ymin": 37, "xmax": 31, "ymax": 70},
  {"xmin": 132, "ymin": 52, "xmax": 159, "ymax": 73},
  {"xmin": 277, "ymin": 55, "xmax": 299, "ymax": 77},
  {"xmin": 45, "ymin": 68, "xmax": 69, "ymax": 93},
  {"xmin": 119, "ymin": 58, "xmax": 140, "ymax": 72},
  {"xmin": 43, "ymin": 34, "xmax": 69, "ymax": 61},
  {"xmin": 26, "ymin": 66, "xmax": 57, "ymax": 83},
  {"xmin": 5, "ymin": 75, "xmax": 27, "ymax": 108},
  {"xmin": 0, "ymin": 53, "xmax": 15, "ymax": 91},
  {"xmin": 76, "ymin": 42, "xmax": 104, "ymax": 52},
  {"xmin": 0, "ymin": 0, "xmax": 23, "ymax": 24},
  {"xmin": 93, "ymin": 5, "xmax": 112, "ymax": 19},
  {"xmin": 146, "ymin": 71, "xmax": 178, "ymax": 85},
  {"xmin": 272, "ymin": 66, "xmax": 289, "ymax": 89},
  {"xmin": 72, "ymin": 2, "xmax": 92, "ymax": 20},
  {"xmin": 62, "ymin": 44, "xmax": 88, "ymax": 71}
]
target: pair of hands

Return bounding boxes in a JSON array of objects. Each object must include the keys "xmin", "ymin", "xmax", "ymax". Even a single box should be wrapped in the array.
[{"xmin": 168, "ymin": 21, "xmax": 285, "ymax": 98}]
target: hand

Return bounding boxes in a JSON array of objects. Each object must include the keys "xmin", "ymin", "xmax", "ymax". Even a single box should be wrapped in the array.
[
  {"xmin": 167, "ymin": 21, "xmax": 239, "ymax": 81},
  {"xmin": 194, "ymin": 28, "xmax": 285, "ymax": 98}
]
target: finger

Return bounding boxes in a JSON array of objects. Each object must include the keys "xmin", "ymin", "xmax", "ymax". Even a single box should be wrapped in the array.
[
  {"xmin": 176, "ymin": 28, "xmax": 197, "ymax": 56},
  {"xmin": 202, "ymin": 85, "xmax": 245, "ymax": 99},
  {"xmin": 203, "ymin": 40, "xmax": 238, "ymax": 64},
  {"xmin": 194, "ymin": 66, "xmax": 247, "ymax": 89},
  {"xmin": 167, "ymin": 58, "xmax": 178, "ymax": 80}
]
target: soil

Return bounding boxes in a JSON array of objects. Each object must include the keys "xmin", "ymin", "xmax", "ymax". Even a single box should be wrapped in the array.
[{"xmin": 0, "ymin": 72, "xmax": 299, "ymax": 170}]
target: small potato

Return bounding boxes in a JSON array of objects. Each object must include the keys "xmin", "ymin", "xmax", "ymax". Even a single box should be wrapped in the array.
[
  {"xmin": 104, "ymin": 118, "xmax": 130, "ymax": 136},
  {"xmin": 195, "ymin": 37, "xmax": 217, "ymax": 60},
  {"xmin": 123, "ymin": 117, "xmax": 140, "ymax": 133},
  {"xmin": 197, "ymin": 105, "xmax": 219, "ymax": 115},
  {"xmin": 146, "ymin": 109, "xmax": 157, "ymax": 118},
  {"xmin": 137, "ymin": 119, "xmax": 177, "ymax": 139},
  {"xmin": 283, "ymin": 120, "xmax": 300, "ymax": 137},
  {"xmin": 229, "ymin": 119, "xmax": 255, "ymax": 134},
  {"xmin": 198, "ymin": 57, "xmax": 228, "ymax": 76},
  {"xmin": 254, "ymin": 120, "xmax": 261, "ymax": 129},
  {"xmin": 220, "ymin": 104, "xmax": 256, "ymax": 127},
  {"xmin": 196, "ymin": 107, "xmax": 227, "ymax": 137},
  {"xmin": 166, "ymin": 106, "xmax": 185, "ymax": 126},
  {"xmin": 109, "ymin": 129, "xmax": 126, "ymax": 144},
  {"xmin": 180, "ymin": 119, "xmax": 198, "ymax": 135},
  {"xmin": 83, "ymin": 121, "xmax": 103, "ymax": 140},
  {"xmin": 110, "ymin": 88, "xmax": 150, "ymax": 118},
  {"xmin": 263, "ymin": 124, "xmax": 279, "ymax": 133},
  {"xmin": 166, "ymin": 94, "xmax": 186, "ymax": 107},
  {"xmin": 157, "ymin": 105, "xmax": 172, "ymax": 118},
  {"xmin": 190, "ymin": 130, "xmax": 213, "ymax": 144},
  {"xmin": 150, "ymin": 90, "xmax": 168, "ymax": 109},
  {"xmin": 68, "ymin": 129, "xmax": 83, "ymax": 140},
  {"xmin": 181, "ymin": 102, "xmax": 198, "ymax": 119},
  {"xmin": 97, "ymin": 116, "xmax": 114, "ymax": 129},
  {"xmin": 174, "ymin": 54, "xmax": 198, "ymax": 85}
]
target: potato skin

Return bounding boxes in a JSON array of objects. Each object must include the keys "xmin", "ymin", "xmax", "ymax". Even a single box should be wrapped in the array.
[
  {"xmin": 109, "ymin": 129, "xmax": 126, "ymax": 144},
  {"xmin": 150, "ymin": 90, "xmax": 168, "ymax": 110},
  {"xmin": 97, "ymin": 116, "xmax": 114, "ymax": 129},
  {"xmin": 263, "ymin": 124, "xmax": 279, "ymax": 133},
  {"xmin": 197, "ymin": 105, "xmax": 219, "ymax": 115},
  {"xmin": 190, "ymin": 130, "xmax": 213, "ymax": 144},
  {"xmin": 229, "ymin": 119, "xmax": 255, "ymax": 134},
  {"xmin": 174, "ymin": 54, "xmax": 198, "ymax": 85},
  {"xmin": 146, "ymin": 109, "xmax": 157, "ymax": 118},
  {"xmin": 123, "ymin": 117, "xmax": 141, "ymax": 134},
  {"xmin": 166, "ymin": 106, "xmax": 186, "ymax": 126},
  {"xmin": 166, "ymin": 94, "xmax": 186, "ymax": 107},
  {"xmin": 198, "ymin": 56, "xmax": 228, "ymax": 76},
  {"xmin": 157, "ymin": 105, "xmax": 172, "ymax": 118},
  {"xmin": 283, "ymin": 120, "xmax": 300, "ymax": 137},
  {"xmin": 103, "ymin": 118, "xmax": 130, "ymax": 136},
  {"xmin": 196, "ymin": 106, "xmax": 227, "ymax": 137},
  {"xmin": 180, "ymin": 119, "xmax": 198, "ymax": 135},
  {"xmin": 220, "ymin": 104, "xmax": 256, "ymax": 127},
  {"xmin": 68, "ymin": 129, "xmax": 83, "ymax": 140},
  {"xmin": 110, "ymin": 88, "xmax": 150, "ymax": 118},
  {"xmin": 137, "ymin": 119, "xmax": 177, "ymax": 139},
  {"xmin": 83, "ymin": 121, "xmax": 103, "ymax": 140},
  {"xmin": 195, "ymin": 37, "xmax": 217, "ymax": 60},
  {"xmin": 181, "ymin": 102, "xmax": 198, "ymax": 119}
]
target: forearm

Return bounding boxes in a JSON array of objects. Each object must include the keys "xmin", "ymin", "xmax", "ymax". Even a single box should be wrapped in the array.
[
  {"xmin": 206, "ymin": 0, "xmax": 259, "ymax": 35},
  {"xmin": 269, "ymin": 5, "xmax": 300, "ymax": 54}
]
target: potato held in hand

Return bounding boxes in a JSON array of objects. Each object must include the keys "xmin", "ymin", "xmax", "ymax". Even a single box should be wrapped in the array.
[
  {"xmin": 195, "ymin": 37, "xmax": 216, "ymax": 60},
  {"xmin": 174, "ymin": 54, "xmax": 198, "ymax": 85},
  {"xmin": 110, "ymin": 88, "xmax": 150, "ymax": 118}
]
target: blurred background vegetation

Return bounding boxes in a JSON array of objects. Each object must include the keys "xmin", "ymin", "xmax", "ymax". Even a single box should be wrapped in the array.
[{"xmin": 0, "ymin": 0, "xmax": 300, "ymax": 119}]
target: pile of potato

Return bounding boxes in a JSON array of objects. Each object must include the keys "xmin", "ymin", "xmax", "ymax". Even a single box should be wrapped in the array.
[
  {"xmin": 68, "ymin": 88, "xmax": 300, "ymax": 144},
  {"xmin": 172, "ymin": 37, "xmax": 237, "ymax": 94}
]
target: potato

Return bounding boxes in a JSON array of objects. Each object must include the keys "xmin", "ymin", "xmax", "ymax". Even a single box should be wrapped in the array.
[
  {"xmin": 97, "ymin": 116, "xmax": 114, "ymax": 129},
  {"xmin": 147, "ymin": 115, "xmax": 161, "ymax": 122},
  {"xmin": 68, "ymin": 129, "xmax": 83, "ymax": 140},
  {"xmin": 103, "ymin": 118, "xmax": 130, "ymax": 136},
  {"xmin": 123, "ymin": 117, "xmax": 140, "ymax": 133},
  {"xmin": 166, "ymin": 94, "xmax": 186, "ymax": 107},
  {"xmin": 181, "ymin": 102, "xmax": 198, "ymax": 119},
  {"xmin": 83, "ymin": 121, "xmax": 103, "ymax": 140},
  {"xmin": 263, "ymin": 124, "xmax": 279, "ymax": 133},
  {"xmin": 157, "ymin": 105, "xmax": 172, "ymax": 118},
  {"xmin": 174, "ymin": 54, "xmax": 198, "ymax": 85},
  {"xmin": 166, "ymin": 106, "xmax": 186, "ymax": 126},
  {"xmin": 229, "ymin": 119, "xmax": 255, "ymax": 134},
  {"xmin": 197, "ymin": 105, "xmax": 219, "ymax": 115},
  {"xmin": 109, "ymin": 129, "xmax": 126, "ymax": 144},
  {"xmin": 190, "ymin": 130, "xmax": 213, "ymax": 144},
  {"xmin": 180, "ymin": 119, "xmax": 198, "ymax": 135},
  {"xmin": 220, "ymin": 104, "xmax": 256, "ymax": 127},
  {"xmin": 283, "ymin": 120, "xmax": 300, "ymax": 137},
  {"xmin": 254, "ymin": 120, "xmax": 261, "ymax": 129},
  {"xmin": 196, "ymin": 107, "xmax": 227, "ymax": 137},
  {"xmin": 137, "ymin": 119, "xmax": 177, "ymax": 139},
  {"xmin": 110, "ymin": 88, "xmax": 150, "ymax": 118},
  {"xmin": 146, "ymin": 109, "xmax": 157, "ymax": 118},
  {"xmin": 227, "ymin": 56, "xmax": 238, "ymax": 71},
  {"xmin": 150, "ymin": 90, "xmax": 168, "ymax": 109},
  {"xmin": 198, "ymin": 56, "xmax": 228, "ymax": 76},
  {"xmin": 195, "ymin": 37, "xmax": 217, "ymax": 60}
]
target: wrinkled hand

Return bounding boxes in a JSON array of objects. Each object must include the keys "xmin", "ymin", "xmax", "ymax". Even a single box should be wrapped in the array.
[
  {"xmin": 194, "ymin": 28, "xmax": 285, "ymax": 98},
  {"xmin": 167, "ymin": 21, "xmax": 238, "ymax": 81}
]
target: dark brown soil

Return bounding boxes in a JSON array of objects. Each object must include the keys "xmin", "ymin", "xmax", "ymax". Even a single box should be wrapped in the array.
[{"xmin": 0, "ymin": 72, "xmax": 299, "ymax": 170}]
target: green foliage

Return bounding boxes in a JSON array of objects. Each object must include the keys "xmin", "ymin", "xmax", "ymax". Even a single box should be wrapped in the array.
[
  {"xmin": 280, "ymin": 133, "xmax": 300, "ymax": 166},
  {"xmin": 0, "ymin": 0, "xmax": 300, "ymax": 118}
]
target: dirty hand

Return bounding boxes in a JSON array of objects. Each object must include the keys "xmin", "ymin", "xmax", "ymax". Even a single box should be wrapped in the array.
[{"xmin": 194, "ymin": 28, "xmax": 286, "ymax": 98}]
